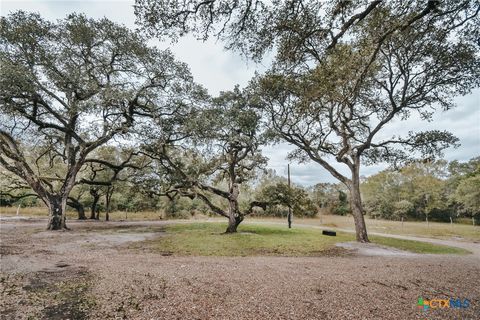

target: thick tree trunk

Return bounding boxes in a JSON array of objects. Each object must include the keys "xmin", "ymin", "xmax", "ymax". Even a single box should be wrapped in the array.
[
  {"xmin": 225, "ymin": 183, "xmax": 243, "ymax": 233},
  {"xmin": 226, "ymin": 215, "xmax": 243, "ymax": 233},
  {"xmin": 47, "ymin": 195, "xmax": 67, "ymax": 230},
  {"xmin": 350, "ymin": 187, "xmax": 369, "ymax": 242},
  {"xmin": 349, "ymin": 163, "xmax": 369, "ymax": 243}
]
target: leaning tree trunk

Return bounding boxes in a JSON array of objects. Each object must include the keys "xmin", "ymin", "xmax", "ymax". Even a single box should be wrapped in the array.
[
  {"xmin": 349, "ymin": 164, "xmax": 369, "ymax": 243},
  {"xmin": 47, "ymin": 195, "xmax": 67, "ymax": 230}
]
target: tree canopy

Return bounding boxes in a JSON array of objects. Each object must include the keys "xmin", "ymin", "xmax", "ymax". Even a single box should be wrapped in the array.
[
  {"xmin": 139, "ymin": 87, "xmax": 269, "ymax": 232},
  {"xmin": 0, "ymin": 11, "xmax": 202, "ymax": 229}
]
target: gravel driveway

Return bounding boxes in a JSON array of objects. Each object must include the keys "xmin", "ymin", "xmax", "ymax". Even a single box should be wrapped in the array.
[{"xmin": 1, "ymin": 219, "xmax": 478, "ymax": 319}]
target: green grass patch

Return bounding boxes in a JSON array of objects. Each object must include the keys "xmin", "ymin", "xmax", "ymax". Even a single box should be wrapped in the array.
[
  {"xmin": 139, "ymin": 222, "xmax": 469, "ymax": 256},
  {"xmin": 141, "ymin": 222, "xmax": 353, "ymax": 256},
  {"xmin": 370, "ymin": 236, "xmax": 470, "ymax": 255}
]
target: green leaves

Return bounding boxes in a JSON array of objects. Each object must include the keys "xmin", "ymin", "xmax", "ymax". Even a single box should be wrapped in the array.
[
  {"xmin": 360, "ymin": 158, "xmax": 480, "ymax": 221},
  {"xmin": 364, "ymin": 130, "xmax": 460, "ymax": 166},
  {"xmin": 0, "ymin": 11, "xmax": 204, "ymax": 210},
  {"xmin": 258, "ymin": 182, "xmax": 317, "ymax": 217},
  {"xmin": 453, "ymin": 175, "xmax": 480, "ymax": 216}
]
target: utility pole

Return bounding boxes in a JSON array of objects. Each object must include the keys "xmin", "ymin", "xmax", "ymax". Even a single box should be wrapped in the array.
[{"xmin": 287, "ymin": 164, "xmax": 292, "ymax": 228}]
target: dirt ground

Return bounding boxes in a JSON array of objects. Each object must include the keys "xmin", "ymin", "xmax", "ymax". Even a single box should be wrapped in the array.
[{"xmin": 1, "ymin": 219, "xmax": 479, "ymax": 320}]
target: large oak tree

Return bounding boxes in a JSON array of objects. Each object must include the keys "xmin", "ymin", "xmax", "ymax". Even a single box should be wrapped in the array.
[
  {"xmin": 141, "ymin": 88, "xmax": 268, "ymax": 232},
  {"xmin": 0, "ymin": 12, "xmax": 199, "ymax": 229},
  {"xmin": 136, "ymin": 0, "xmax": 480, "ymax": 241}
]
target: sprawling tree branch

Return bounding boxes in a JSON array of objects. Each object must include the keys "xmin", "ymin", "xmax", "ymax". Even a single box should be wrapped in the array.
[{"xmin": 0, "ymin": 12, "xmax": 200, "ymax": 229}]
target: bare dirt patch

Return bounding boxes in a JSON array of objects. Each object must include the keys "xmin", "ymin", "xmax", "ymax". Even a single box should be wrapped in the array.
[
  {"xmin": 336, "ymin": 241, "xmax": 419, "ymax": 257},
  {"xmin": 1, "ymin": 220, "xmax": 479, "ymax": 319}
]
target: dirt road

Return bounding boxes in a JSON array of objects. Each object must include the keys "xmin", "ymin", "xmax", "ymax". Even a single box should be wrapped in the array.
[{"xmin": 1, "ymin": 219, "xmax": 479, "ymax": 319}]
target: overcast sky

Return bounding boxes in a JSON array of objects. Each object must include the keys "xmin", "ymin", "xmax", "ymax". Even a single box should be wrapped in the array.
[{"xmin": 2, "ymin": 0, "xmax": 479, "ymax": 186}]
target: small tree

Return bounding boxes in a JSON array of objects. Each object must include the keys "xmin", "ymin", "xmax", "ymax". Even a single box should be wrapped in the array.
[
  {"xmin": 79, "ymin": 147, "xmax": 148, "ymax": 220},
  {"xmin": 362, "ymin": 170, "xmax": 401, "ymax": 219},
  {"xmin": 393, "ymin": 200, "xmax": 414, "ymax": 221},
  {"xmin": 0, "ymin": 12, "xmax": 197, "ymax": 229},
  {"xmin": 259, "ymin": 182, "xmax": 317, "ymax": 218}
]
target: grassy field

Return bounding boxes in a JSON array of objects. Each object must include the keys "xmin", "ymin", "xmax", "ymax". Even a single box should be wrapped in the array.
[{"xmin": 138, "ymin": 222, "xmax": 470, "ymax": 256}]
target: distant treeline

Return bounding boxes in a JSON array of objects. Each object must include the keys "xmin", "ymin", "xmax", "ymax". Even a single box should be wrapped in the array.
[{"xmin": 361, "ymin": 158, "xmax": 479, "ymax": 222}]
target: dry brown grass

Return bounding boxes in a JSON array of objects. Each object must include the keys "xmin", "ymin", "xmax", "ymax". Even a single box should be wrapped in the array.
[
  {"xmin": 251, "ymin": 215, "xmax": 480, "ymax": 241},
  {"xmin": 0, "ymin": 206, "xmax": 204, "ymax": 222}
]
